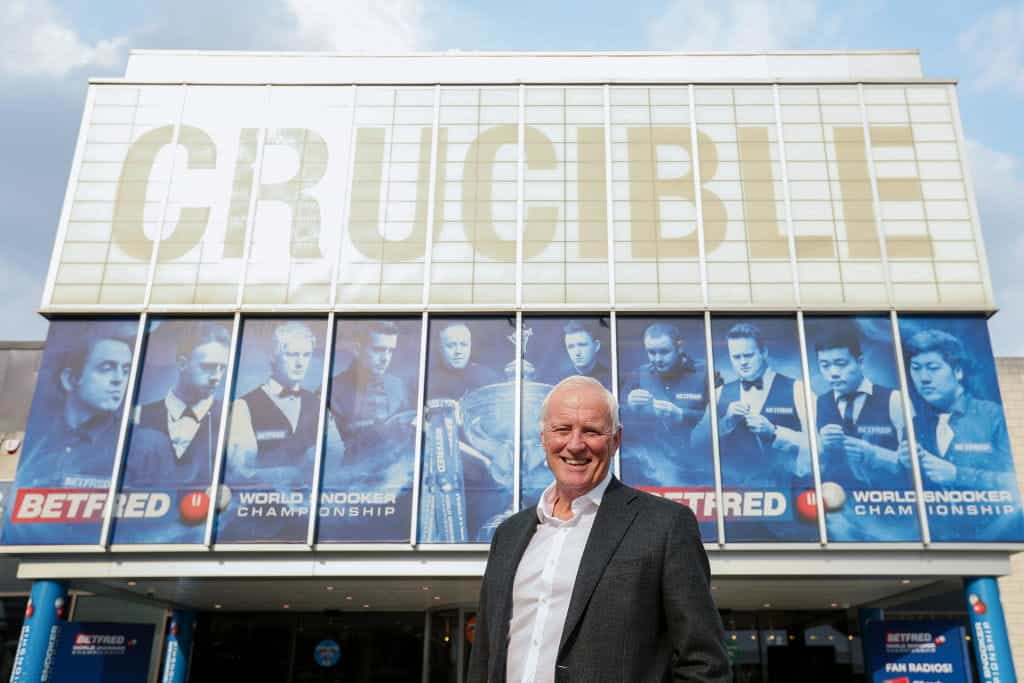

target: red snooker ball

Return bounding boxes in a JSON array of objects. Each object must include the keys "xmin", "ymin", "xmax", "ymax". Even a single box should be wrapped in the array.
[
  {"xmin": 796, "ymin": 490, "xmax": 818, "ymax": 523},
  {"xmin": 179, "ymin": 491, "xmax": 210, "ymax": 526}
]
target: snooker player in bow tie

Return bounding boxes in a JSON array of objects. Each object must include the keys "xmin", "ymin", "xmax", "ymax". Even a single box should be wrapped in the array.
[
  {"xmin": 715, "ymin": 322, "xmax": 808, "ymax": 486},
  {"xmin": 812, "ymin": 321, "xmax": 906, "ymax": 486},
  {"xmin": 227, "ymin": 321, "xmax": 334, "ymax": 488}
]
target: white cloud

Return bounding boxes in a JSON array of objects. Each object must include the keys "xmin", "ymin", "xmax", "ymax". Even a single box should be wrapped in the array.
[
  {"xmin": 958, "ymin": 3, "xmax": 1024, "ymax": 94},
  {"xmin": 285, "ymin": 0, "xmax": 430, "ymax": 52},
  {"xmin": 0, "ymin": 0, "xmax": 127, "ymax": 79},
  {"xmin": 967, "ymin": 139, "xmax": 1024, "ymax": 356},
  {"xmin": 648, "ymin": 0, "xmax": 835, "ymax": 51}
]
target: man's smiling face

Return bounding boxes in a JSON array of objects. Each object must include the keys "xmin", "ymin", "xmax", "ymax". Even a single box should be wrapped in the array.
[{"xmin": 541, "ymin": 382, "xmax": 621, "ymax": 500}]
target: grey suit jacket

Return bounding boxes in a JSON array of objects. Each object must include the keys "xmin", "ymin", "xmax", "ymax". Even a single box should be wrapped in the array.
[{"xmin": 467, "ymin": 477, "xmax": 731, "ymax": 683}]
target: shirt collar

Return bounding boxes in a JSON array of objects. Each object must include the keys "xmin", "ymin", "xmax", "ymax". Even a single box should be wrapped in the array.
[
  {"xmin": 265, "ymin": 378, "xmax": 300, "ymax": 397},
  {"xmin": 165, "ymin": 391, "xmax": 213, "ymax": 421},
  {"xmin": 834, "ymin": 378, "xmax": 873, "ymax": 400},
  {"xmin": 537, "ymin": 469, "xmax": 613, "ymax": 524}
]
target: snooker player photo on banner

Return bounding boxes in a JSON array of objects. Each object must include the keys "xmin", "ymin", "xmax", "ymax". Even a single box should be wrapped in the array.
[
  {"xmin": 520, "ymin": 316, "xmax": 612, "ymax": 509},
  {"xmin": 616, "ymin": 316, "xmax": 718, "ymax": 543},
  {"xmin": 109, "ymin": 319, "xmax": 233, "ymax": 545},
  {"xmin": 214, "ymin": 318, "xmax": 329, "ymax": 544},
  {"xmin": 710, "ymin": 315, "xmax": 818, "ymax": 543},
  {"xmin": 318, "ymin": 317, "xmax": 422, "ymax": 543},
  {"xmin": 803, "ymin": 316, "xmax": 921, "ymax": 543},
  {"xmin": 418, "ymin": 317, "xmax": 515, "ymax": 544},
  {"xmin": 897, "ymin": 315, "xmax": 1024, "ymax": 542},
  {"xmin": 3, "ymin": 319, "xmax": 139, "ymax": 545}
]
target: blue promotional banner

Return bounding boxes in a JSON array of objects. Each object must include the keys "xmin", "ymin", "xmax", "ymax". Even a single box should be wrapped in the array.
[
  {"xmin": 803, "ymin": 316, "xmax": 921, "ymax": 542},
  {"xmin": 864, "ymin": 620, "xmax": 968, "ymax": 683},
  {"xmin": 418, "ymin": 317, "xmax": 515, "ymax": 543},
  {"xmin": 111, "ymin": 319, "xmax": 232, "ymax": 545},
  {"xmin": 215, "ymin": 318, "xmax": 329, "ymax": 544},
  {"xmin": 710, "ymin": 316, "xmax": 818, "ymax": 542},
  {"xmin": 617, "ymin": 316, "xmax": 717, "ymax": 543},
  {"xmin": 964, "ymin": 576, "xmax": 1018, "ymax": 683},
  {"xmin": 3, "ymin": 319, "xmax": 138, "ymax": 545},
  {"xmin": 318, "ymin": 318, "xmax": 422, "ymax": 543},
  {"xmin": 520, "ymin": 316, "xmax": 612, "ymax": 509},
  {"xmin": 51, "ymin": 621, "xmax": 154, "ymax": 683},
  {"xmin": 897, "ymin": 316, "xmax": 1024, "ymax": 542}
]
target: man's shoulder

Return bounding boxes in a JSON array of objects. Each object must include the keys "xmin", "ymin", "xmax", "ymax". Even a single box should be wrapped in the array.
[
  {"xmin": 137, "ymin": 400, "xmax": 167, "ymax": 428},
  {"xmin": 490, "ymin": 506, "xmax": 537, "ymax": 546},
  {"xmin": 625, "ymin": 484, "xmax": 696, "ymax": 522}
]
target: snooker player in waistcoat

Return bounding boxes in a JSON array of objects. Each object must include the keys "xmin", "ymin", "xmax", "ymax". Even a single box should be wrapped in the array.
[
  {"xmin": 810, "ymin": 320, "xmax": 918, "ymax": 541},
  {"xmin": 226, "ymin": 321, "xmax": 322, "ymax": 489},
  {"xmin": 716, "ymin": 322, "xmax": 809, "ymax": 488},
  {"xmin": 127, "ymin": 321, "xmax": 232, "ymax": 489}
]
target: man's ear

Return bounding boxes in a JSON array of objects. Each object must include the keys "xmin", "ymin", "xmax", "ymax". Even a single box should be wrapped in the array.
[
  {"xmin": 176, "ymin": 354, "xmax": 189, "ymax": 372},
  {"xmin": 593, "ymin": 339, "xmax": 601, "ymax": 353},
  {"xmin": 954, "ymin": 366, "xmax": 964, "ymax": 383},
  {"xmin": 59, "ymin": 368, "xmax": 76, "ymax": 393}
]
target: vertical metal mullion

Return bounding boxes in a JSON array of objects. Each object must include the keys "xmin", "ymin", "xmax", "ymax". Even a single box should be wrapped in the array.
[
  {"xmin": 703, "ymin": 311, "xmax": 725, "ymax": 546},
  {"xmin": 515, "ymin": 85, "xmax": 525, "ymax": 309},
  {"xmin": 329, "ymin": 85, "xmax": 360, "ymax": 311},
  {"xmin": 889, "ymin": 310, "xmax": 932, "ymax": 545},
  {"xmin": 795, "ymin": 311, "xmax": 828, "ymax": 546},
  {"xmin": 41, "ymin": 85, "xmax": 98, "ymax": 308},
  {"xmin": 421, "ymin": 610, "xmax": 432, "ymax": 683},
  {"xmin": 143, "ymin": 85, "xmax": 190, "ymax": 308},
  {"xmin": 305, "ymin": 312, "xmax": 336, "ymax": 546},
  {"xmin": 203, "ymin": 312, "xmax": 242, "ymax": 547},
  {"xmin": 512, "ymin": 311, "xmax": 523, "ymax": 512},
  {"xmin": 947, "ymin": 84, "xmax": 996, "ymax": 307},
  {"xmin": 408, "ymin": 312, "xmax": 430, "ymax": 545},
  {"xmin": 773, "ymin": 84, "xmax": 803, "ymax": 308},
  {"xmin": 99, "ymin": 313, "xmax": 149, "ymax": 547},
  {"xmin": 421, "ymin": 85, "xmax": 442, "ymax": 308},
  {"xmin": 234, "ymin": 85, "xmax": 272, "ymax": 309},
  {"xmin": 610, "ymin": 310, "xmax": 621, "ymax": 480},
  {"xmin": 858, "ymin": 83, "xmax": 896, "ymax": 309},
  {"xmin": 456, "ymin": 607, "xmax": 466, "ymax": 683},
  {"xmin": 689, "ymin": 85, "xmax": 710, "ymax": 308},
  {"xmin": 603, "ymin": 84, "xmax": 616, "ymax": 308}
]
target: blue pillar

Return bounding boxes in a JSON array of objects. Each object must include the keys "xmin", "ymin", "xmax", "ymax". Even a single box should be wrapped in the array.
[
  {"xmin": 964, "ymin": 577, "xmax": 1018, "ymax": 683},
  {"xmin": 10, "ymin": 580, "xmax": 68, "ymax": 683},
  {"xmin": 160, "ymin": 610, "xmax": 195, "ymax": 683},
  {"xmin": 857, "ymin": 608, "xmax": 884, "ymax": 673}
]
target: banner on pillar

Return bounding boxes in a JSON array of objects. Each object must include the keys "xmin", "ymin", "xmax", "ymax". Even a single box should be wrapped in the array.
[
  {"xmin": 51, "ymin": 621, "xmax": 154, "ymax": 683},
  {"xmin": 863, "ymin": 619, "xmax": 968, "ymax": 683}
]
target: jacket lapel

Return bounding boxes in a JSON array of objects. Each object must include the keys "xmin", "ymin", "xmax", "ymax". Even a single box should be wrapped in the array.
[{"xmin": 558, "ymin": 478, "xmax": 639, "ymax": 654}]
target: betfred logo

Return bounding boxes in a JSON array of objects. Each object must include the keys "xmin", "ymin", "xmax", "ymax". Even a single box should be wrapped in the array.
[
  {"xmin": 883, "ymin": 678, "xmax": 909, "ymax": 683},
  {"xmin": 11, "ymin": 489, "xmax": 171, "ymax": 524}
]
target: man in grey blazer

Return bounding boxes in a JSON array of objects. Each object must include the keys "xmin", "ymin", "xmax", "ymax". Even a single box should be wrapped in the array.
[{"xmin": 468, "ymin": 376, "xmax": 730, "ymax": 683}]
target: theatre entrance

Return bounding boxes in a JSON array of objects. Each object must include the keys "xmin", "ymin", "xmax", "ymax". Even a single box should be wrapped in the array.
[{"xmin": 182, "ymin": 606, "xmax": 916, "ymax": 682}]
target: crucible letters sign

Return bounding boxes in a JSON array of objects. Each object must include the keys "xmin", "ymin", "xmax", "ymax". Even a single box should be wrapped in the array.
[{"xmin": 47, "ymin": 84, "xmax": 987, "ymax": 309}]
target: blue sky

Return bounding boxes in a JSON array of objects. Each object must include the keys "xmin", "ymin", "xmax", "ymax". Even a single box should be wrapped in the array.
[{"xmin": 1, "ymin": 0, "xmax": 1022, "ymax": 354}]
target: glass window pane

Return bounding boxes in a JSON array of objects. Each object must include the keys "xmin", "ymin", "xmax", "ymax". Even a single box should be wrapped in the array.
[
  {"xmin": 802, "ymin": 315, "xmax": 920, "ymax": 542},
  {"xmin": 710, "ymin": 315, "xmax": 818, "ymax": 542},
  {"xmin": 3, "ymin": 319, "xmax": 139, "ymax": 545},
  {"xmin": 112, "ymin": 318, "xmax": 232, "ymax": 545},
  {"xmin": 215, "ymin": 317, "xmax": 328, "ymax": 544},
  {"xmin": 318, "ymin": 317, "xmax": 422, "ymax": 543},
  {"xmin": 418, "ymin": 317, "xmax": 514, "ymax": 543},
  {"xmin": 617, "ymin": 316, "xmax": 717, "ymax": 542}
]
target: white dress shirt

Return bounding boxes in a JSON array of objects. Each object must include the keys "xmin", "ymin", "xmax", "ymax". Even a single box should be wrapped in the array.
[
  {"xmin": 715, "ymin": 368, "xmax": 811, "ymax": 475},
  {"xmin": 164, "ymin": 391, "xmax": 214, "ymax": 459},
  {"xmin": 506, "ymin": 470, "xmax": 612, "ymax": 683}
]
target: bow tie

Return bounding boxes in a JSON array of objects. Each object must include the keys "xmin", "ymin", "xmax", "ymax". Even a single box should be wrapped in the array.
[
  {"xmin": 181, "ymin": 406, "xmax": 201, "ymax": 422},
  {"xmin": 278, "ymin": 387, "xmax": 302, "ymax": 399},
  {"xmin": 741, "ymin": 378, "xmax": 764, "ymax": 391},
  {"xmin": 840, "ymin": 391, "xmax": 862, "ymax": 404}
]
